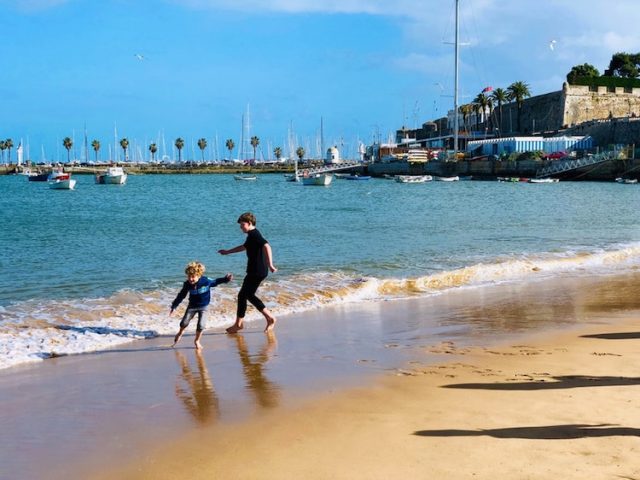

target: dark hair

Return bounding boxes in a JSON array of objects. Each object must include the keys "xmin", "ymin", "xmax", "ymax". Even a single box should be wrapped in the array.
[{"xmin": 237, "ymin": 212, "xmax": 256, "ymax": 225}]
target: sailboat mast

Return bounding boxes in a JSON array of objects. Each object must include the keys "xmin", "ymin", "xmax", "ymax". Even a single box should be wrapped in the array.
[{"xmin": 453, "ymin": 0, "xmax": 460, "ymax": 158}]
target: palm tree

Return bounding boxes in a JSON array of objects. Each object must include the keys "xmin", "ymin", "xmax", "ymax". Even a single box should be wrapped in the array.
[
  {"xmin": 5, "ymin": 138, "xmax": 13, "ymax": 163},
  {"xmin": 296, "ymin": 146, "xmax": 305, "ymax": 162},
  {"xmin": 491, "ymin": 88, "xmax": 508, "ymax": 135},
  {"xmin": 197, "ymin": 138, "xmax": 207, "ymax": 162},
  {"xmin": 225, "ymin": 138, "xmax": 235, "ymax": 161},
  {"xmin": 459, "ymin": 104, "xmax": 473, "ymax": 131},
  {"xmin": 273, "ymin": 146, "xmax": 282, "ymax": 162},
  {"xmin": 119, "ymin": 138, "xmax": 129, "ymax": 162},
  {"xmin": 175, "ymin": 137, "xmax": 185, "ymax": 162},
  {"xmin": 91, "ymin": 139, "xmax": 100, "ymax": 162},
  {"xmin": 250, "ymin": 135, "xmax": 260, "ymax": 163},
  {"xmin": 149, "ymin": 143, "xmax": 158, "ymax": 162},
  {"xmin": 473, "ymin": 92, "xmax": 490, "ymax": 133},
  {"xmin": 507, "ymin": 81, "xmax": 531, "ymax": 133},
  {"xmin": 62, "ymin": 137, "xmax": 73, "ymax": 163},
  {"xmin": 0, "ymin": 140, "xmax": 6, "ymax": 163}
]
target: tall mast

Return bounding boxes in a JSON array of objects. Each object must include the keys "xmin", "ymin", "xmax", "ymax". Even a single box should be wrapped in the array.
[{"xmin": 453, "ymin": 0, "xmax": 460, "ymax": 158}]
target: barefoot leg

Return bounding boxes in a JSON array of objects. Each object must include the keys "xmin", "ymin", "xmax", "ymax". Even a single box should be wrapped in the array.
[
  {"xmin": 194, "ymin": 329, "xmax": 203, "ymax": 350},
  {"xmin": 262, "ymin": 308, "xmax": 277, "ymax": 332},
  {"xmin": 226, "ymin": 317, "xmax": 244, "ymax": 334},
  {"xmin": 173, "ymin": 327, "xmax": 186, "ymax": 347}
]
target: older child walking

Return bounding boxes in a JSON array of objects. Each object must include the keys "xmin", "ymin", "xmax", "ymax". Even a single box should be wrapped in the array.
[{"xmin": 218, "ymin": 212, "xmax": 277, "ymax": 333}]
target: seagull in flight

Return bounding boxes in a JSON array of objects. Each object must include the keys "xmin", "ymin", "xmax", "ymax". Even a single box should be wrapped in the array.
[
  {"xmin": 134, "ymin": 53, "xmax": 145, "ymax": 61},
  {"xmin": 548, "ymin": 40, "xmax": 557, "ymax": 51}
]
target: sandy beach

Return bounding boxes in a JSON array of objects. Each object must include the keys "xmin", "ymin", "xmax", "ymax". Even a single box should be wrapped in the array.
[{"xmin": 3, "ymin": 272, "xmax": 640, "ymax": 479}]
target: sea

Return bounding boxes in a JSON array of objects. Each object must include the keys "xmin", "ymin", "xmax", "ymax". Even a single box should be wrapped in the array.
[{"xmin": 1, "ymin": 172, "xmax": 639, "ymax": 370}]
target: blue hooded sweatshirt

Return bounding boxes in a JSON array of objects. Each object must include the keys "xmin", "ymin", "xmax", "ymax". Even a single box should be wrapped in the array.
[{"xmin": 171, "ymin": 276, "xmax": 230, "ymax": 310}]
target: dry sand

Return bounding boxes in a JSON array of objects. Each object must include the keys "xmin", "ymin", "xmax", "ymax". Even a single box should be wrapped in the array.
[{"xmin": 100, "ymin": 315, "xmax": 640, "ymax": 480}]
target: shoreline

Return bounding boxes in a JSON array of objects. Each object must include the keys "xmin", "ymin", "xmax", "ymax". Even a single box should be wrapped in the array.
[
  {"xmin": 3, "ymin": 272, "xmax": 640, "ymax": 479},
  {"xmin": 98, "ymin": 314, "xmax": 640, "ymax": 480}
]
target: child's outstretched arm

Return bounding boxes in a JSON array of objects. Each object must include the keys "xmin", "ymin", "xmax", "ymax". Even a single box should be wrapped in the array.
[{"xmin": 218, "ymin": 245, "xmax": 246, "ymax": 255}]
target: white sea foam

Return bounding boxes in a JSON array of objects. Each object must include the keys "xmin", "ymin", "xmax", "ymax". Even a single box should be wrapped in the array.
[{"xmin": 2, "ymin": 243, "xmax": 640, "ymax": 370}]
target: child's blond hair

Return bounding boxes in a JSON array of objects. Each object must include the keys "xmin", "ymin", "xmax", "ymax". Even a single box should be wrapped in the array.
[{"xmin": 185, "ymin": 261, "xmax": 205, "ymax": 277}]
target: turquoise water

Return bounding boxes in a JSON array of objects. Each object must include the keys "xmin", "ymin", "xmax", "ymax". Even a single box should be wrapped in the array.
[{"xmin": 1, "ymin": 173, "xmax": 639, "ymax": 368}]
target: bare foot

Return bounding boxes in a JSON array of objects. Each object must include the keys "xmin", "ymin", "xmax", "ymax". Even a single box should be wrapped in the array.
[
  {"xmin": 194, "ymin": 340, "xmax": 202, "ymax": 350},
  {"xmin": 264, "ymin": 315, "xmax": 277, "ymax": 332},
  {"xmin": 226, "ymin": 323, "xmax": 244, "ymax": 334},
  {"xmin": 173, "ymin": 333, "xmax": 182, "ymax": 346}
]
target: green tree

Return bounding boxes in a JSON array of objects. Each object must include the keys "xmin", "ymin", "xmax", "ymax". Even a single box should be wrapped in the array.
[
  {"xmin": 0, "ymin": 140, "xmax": 6, "ymax": 163},
  {"xmin": 225, "ymin": 138, "xmax": 235, "ymax": 161},
  {"xmin": 5, "ymin": 138, "xmax": 13, "ymax": 163},
  {"xmin": 62, "ymin": 137, "xmax": 73, "ymax": 163},
  {"xmin": 91, "ymin": 139, "xmax": 100, "ymax": 162},
  {"xmin": 149, "ymin": 143, "xmax": 158, "ymax": 162},
  {"xmin": 296, "ymin": 146, "xmax": 305, "ymax": 161},
  {"xmin": 491, "ymin": 88, "xmax": 508, "ymax": 135},
  {"xmin": 507, "ymin": 81, "xmax": 531, "ymax": 133},
  {"xmin": 566, "ymin": 63, "xmax": 600, "ymax": 83},
  {"xmin": 459, "ymin": 104, "xmax": 473, "ymax": 131},
  {"xmin": 250, "ymin": 135, "xmax": 260, "ymax": 162},
  {"xmin": 119, "ymin": 138, "xmax": 129, "ymax": 162},
  {"xmin": 175, "ymin": 137, "xmax": 185, "ymax": 162},
  {"xmin": 197, "ymin": 138, "xmax": 207, "ymax": 162},
  {"xmin": 606, "ymin": 52, "xmax": 640, "ymax": 78},
  {"xmin": 273, "ymin": 146, "xmax": 282, "ymax": 161}
]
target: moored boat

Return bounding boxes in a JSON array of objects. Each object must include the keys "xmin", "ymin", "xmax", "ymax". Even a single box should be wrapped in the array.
[
  {"xmin": 615, "ymin": 177, "xmax": 638, "ymax": 184},
  {"xmin": 48, "ymin": 172, "xmax": 76, "ymax": 190},
  {"xmin": 435, "ymin": 176, "xmax": 459, "ymax": 182},
  {"xmin": 28, "ymin": 172, "xmax": 50, "ymax": 182},
  {"xmin": 529, "ymin": 178, "xmax": 559, "ymax": 183},
  {"xmin": 395, "ymin": 175, "xmax": 432, "ymax": 183},
  {"xmin": 234, "ymin": 174, "xmax": 257, "ymax": 181},
  {"xmin": 302, "ymin": 173, "xmax": 333, "ymax": 186},
  {"xmin": 95, "ymin": 166, "xmax": 127, "ymax": 185},
  {"xmin": 345, "ymin": 174, "xmax": 371, "ymax": 181}
]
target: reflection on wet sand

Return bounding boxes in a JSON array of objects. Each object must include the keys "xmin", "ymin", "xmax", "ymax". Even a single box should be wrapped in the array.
[
  {"xmin": 174, "ymin": 350, "xmax": 219, "ymax": 425},
  {"xmin": 234, "ymin": 332, "xmax": 281, "ymax": 409}
]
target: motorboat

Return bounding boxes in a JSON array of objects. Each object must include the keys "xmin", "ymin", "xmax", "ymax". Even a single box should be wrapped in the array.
[
  {"xmin": 27, "ymin": 172, "xmax": 50, "ymax": 182},
  {"xmin": 234, "ymin": 174, "xmax": 257, "ymax": 181},
  {"xmin": 615, "ymin": 177, "xmax": 638, "ymax": 184},
  {"xmin": 345, "ymin": 174, "xmax": 371, "ymax": 180},
  {"xmin": 529, "ymin": 178, "xmax": 559, "ymax": 183},
  {"xmin": 95, "ymin": 166, "xmax": 127, "ymax": 185},
  {"xmin": 435, "ymin": 176, "xmax": 459, "ymax": 182},
  {"xmin": 302, "ymin": 173, "xmax": 333, "ymax": 186},
  {"xmin": 395, "ymin": 175, "xmax": 432, "ymax": 183},
  {"xmin": 48, "ymin": 172, "xmax": 76, "ymax": 190}
]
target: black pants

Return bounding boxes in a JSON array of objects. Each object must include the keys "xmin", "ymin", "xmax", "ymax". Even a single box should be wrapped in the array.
[{"xmin": 237, "ymin": 274, "xmax": 267, "ymax": 318}]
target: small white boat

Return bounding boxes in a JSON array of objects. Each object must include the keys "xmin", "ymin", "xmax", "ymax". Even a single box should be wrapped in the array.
[
  {"xmin": 302, "ymin": 173, "xmax": 333, "ymax": 186},
  {"xmin": 615, "ymin": 177, "xmax": 638, "ymax": 184},
  {"xmin": 529, "ymin": 178, "xmax": 559, "ymax": 183},
  {"xmin": 395, "ymin": 175, "xmax": 432, "ymax": 183},
  {"xmin": 48, "ymin": 172, "xmax": 76, "ymax": 190},
  {"xmin": 96, "ymin": 166, "xmax": 127, "ymax": 185},
  {"xmin": 435, "ymin": 176, "xmax": 459, "ymax": 182},
  {"xmin": 234, "ymin": 174, "xmax": 257, "ymax": 181},
  {"xmin": 345, "ymin": 174, "xmax": 371, "ymax": 181}
]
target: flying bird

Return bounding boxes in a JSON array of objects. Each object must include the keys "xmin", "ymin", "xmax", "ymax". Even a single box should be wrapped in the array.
[
  {"xmin": 134, "ymin": 53, "xmax": 145, "ymax": 61},
  {"xmin": 549, "ymin": 40, "xmax": 557, "ymax": 51}
]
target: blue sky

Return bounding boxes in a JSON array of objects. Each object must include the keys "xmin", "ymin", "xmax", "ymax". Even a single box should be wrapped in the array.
[{"xmin": 2, "ymin": 0, "xmax": 639, "ymax": 161}]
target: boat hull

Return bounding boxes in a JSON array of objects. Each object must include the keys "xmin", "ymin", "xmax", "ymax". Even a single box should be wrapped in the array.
[
  {"xmin": 49, "ymin": 178, "xmax": 76, "ymax": 190},
  {"xmin": 302, "ymin": 174, "xmax": 333, "ymax": 186}
]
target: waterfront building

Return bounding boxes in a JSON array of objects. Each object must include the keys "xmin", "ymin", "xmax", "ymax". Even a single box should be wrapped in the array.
[{"xmin": 467, "ymin": 136, "xmax": 594, "ymax": 156}]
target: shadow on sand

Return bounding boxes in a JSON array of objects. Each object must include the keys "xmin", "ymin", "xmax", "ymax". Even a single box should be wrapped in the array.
[
  {"xmin": 581, "ymin": 331, "xmax": 640, "ymax": 340},
  {"xmin": 442, "ymin": 375, "xmax": 640, "ymax": 391},
  {"xmin": 414, "ymin": 424, "xmax": 640, "ymax": 439}
]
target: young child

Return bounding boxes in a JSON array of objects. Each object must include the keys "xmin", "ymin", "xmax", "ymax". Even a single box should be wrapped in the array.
[
  {"xmin": 170, "ymin": 261, "xmax": 232, "ymax": 349},
  {"xmin": 218, "ymin": 212, "xmax": 277, "ymax": 333}
]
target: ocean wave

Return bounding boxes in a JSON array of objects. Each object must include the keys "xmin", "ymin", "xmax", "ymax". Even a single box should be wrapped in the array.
[{"xmin": 2, "ymin": 243, "xmax": 640, "ymax": 370}]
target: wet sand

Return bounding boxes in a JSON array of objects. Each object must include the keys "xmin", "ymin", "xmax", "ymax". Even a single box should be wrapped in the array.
[{"xmin": 3, "ymin": 272, "xmax": 640, "ymax": 479}]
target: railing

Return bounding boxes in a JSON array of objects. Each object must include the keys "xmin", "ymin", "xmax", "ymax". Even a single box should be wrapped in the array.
[{"xmin": 535, "ymin": 151, "xmax": 616, "ymax": 178}]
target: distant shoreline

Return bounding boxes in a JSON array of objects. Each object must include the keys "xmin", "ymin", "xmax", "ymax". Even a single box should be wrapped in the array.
[{"xmin": 0, "ymin": 163, "xmax": 298, "ymax": 176}]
